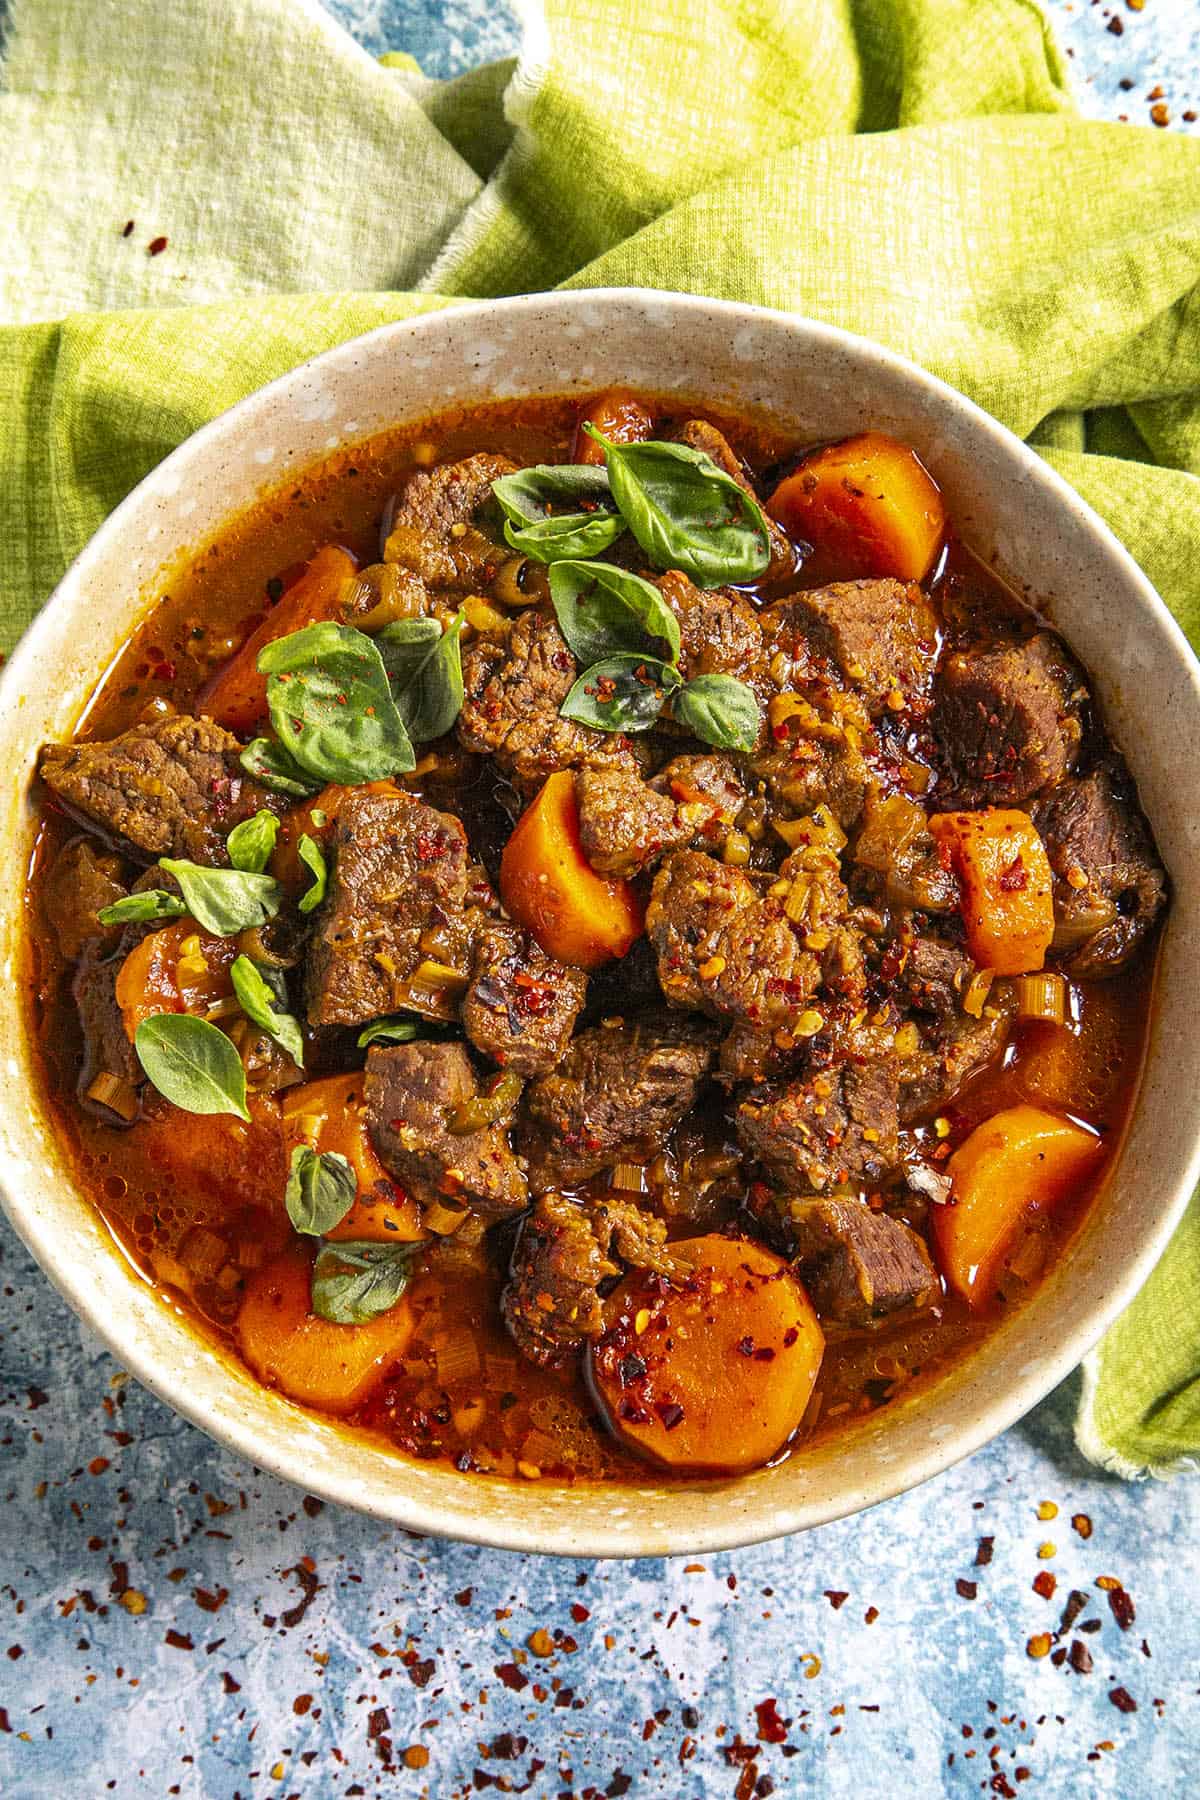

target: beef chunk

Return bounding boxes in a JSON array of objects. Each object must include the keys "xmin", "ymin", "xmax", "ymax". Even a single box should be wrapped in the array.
[
  {"xmin": 673, "ymin": 420, "xmax": 796, "ymax": 585},
  {"xmin": 647, "ymin": 849, "xmax": 863, "ymax": 1045},
  {"xmin": 38, "ymin": 714, "xmax": 278, "ymax": 865},
  {"xmin": 501, "ymin": 1192, "xmax": 677, "ymax": 1367},
  {"xmin": 576, "ymin": 754, "xmax": 744, "ymax": 878},
  {"xmin": 365, "ymin": 1040, "xmax": 528, "ymax": 1216},
  {"xmin": 737, "ymin": 1059, "xmax": 900, "ymax": 1193},
  {"xmin": 458, "ymin": 606, "xmax": 644, "ymax": 793},
  {"xmin": 934, "ymin": 632, "xmax": 1085, "ymax": 805},
  {"xmin": 521, "ymin": 1016, "xmax": 716, "ymax": 1191},
  {"xmin": 766, "ymin": 578, "xmax": 940, "ymax": 719},
  {"xmin": 1034, "ymin": 761, "xmax": 1167, "ymax": 976},
  {"xmin": 657, "ymin": 570, "xmax": 770, "ymax": 741},
  {"xmin": 383, "ymin": 452, "xmax": 515, "ymax": 591},
  {"xmin": 462, "ymin": 921, "xmax": 588, "ymax": 1075},
  {"xmin": 305, "ymin": 788, "xmax": 470, "ymax": 1027},
  {"xmin": 899, "ymin": 1001, "xmax": 1012, "ymax": 1123},
  {"xmin": 72, "ymin": 943, "xmax": 142, "ymax": 1126},
  {"xmin": 900, "ymin": 934, "xmax": 975, "ymax": 1020},
  {"xmin": 750, "ymin": 730, "xmax": 871, "ymax": 830},
  {"xmin": 782, "ymin": 1198, "xmax": 937, "ymax": 1324},
  {"xmin": 43, "ymin": 838, "xmax": 127, "ymax": 960}
]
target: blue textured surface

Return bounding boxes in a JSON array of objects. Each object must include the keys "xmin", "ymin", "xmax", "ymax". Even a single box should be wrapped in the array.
[{"xmin": 3, "ymin": 4, "xmax": 1199, "ymax": 1795}]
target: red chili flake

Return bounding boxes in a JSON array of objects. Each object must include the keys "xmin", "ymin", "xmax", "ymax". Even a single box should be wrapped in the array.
[
  {"xmin": 454, "ymin": 1587, "xmax": 473, "ymax": 1606},
  {"xmin": 147, "ymin": 236, "xmax": 168, "ymax": 256},
  {"xmin": 88, "ymin": 1456, "xmax": 110, "ymax": 1476},
  {"xmin": 1070, "ymin": 1512, "xmax": 1093, "ymax": 1540},
  {"xmin": 781, "ymin": 1327, "xmax": 799, "ymax": 1349},
  {"xmin": 293, "ymin": 1693, "xmax": 313, "ymax": 1715},
  {"xmin": 193, "ymin": 1586, "xmax": 228, "ymax": 1614},
  {"xmin": 221, "ymin": 1672, "xmax": 240, "ymax": 1695},
  {"xmin": 1108, "ymin": 1587, "xmax": 1136, "ymax": 1631},
  {"xmin": 864, "ymin": 1606, "xmax": 879, "ymax": 1624},
  {"xmin": 998, "ymin": 855, "xmax": 1028, "ymax": 893},
  {"xmin": 1068, "ymin": 1640, "xmax": 1093, "ymax": 1675},
  {"xmin": 0, "ymin": 1708, "xmax": 12, "ymax": 1733},
  {"xmin": 754, "ymin": 1697, "xmax": 789, "ymax": 1744},
  {"xmin": 975, "ymin": 1537, "xmax": 995, "ymax": 1566},
  {"xmin": 657, "ymin": 1402, "xmax": 685, "ymax": 1432},
  {"xmin": 164, "ymin": 1629, "xmax": 194, "ymax": 1651},
  {"xmin": 571, "ymin": 1602, "xmax": 591, "ymax": 1624},
  {"xmin": 823, "ymin": 1590, "xmax": 848, "ymax": 1610},
  {"xmin": 1059, "ymin": 1589, "xmax": 1089, "ymax": 1633},
  {"xmin": 1108, "ymin": 1686, "xmax": 1138, "ymax": 1714},
  {"xmin": 956, "ymin": 1579, "xmax": 978, "ymax": 1600},
  {"xmin": 1032, "ymin": 1572, "xmax": 1057, "ymax": 1600},
  {"xmin": 494, "ymin": 1662, "xmax": 528, "ymax": 1692},
  {"xmin": 121, "ymin": 219, "xmax": 135, "ymax": 238}
]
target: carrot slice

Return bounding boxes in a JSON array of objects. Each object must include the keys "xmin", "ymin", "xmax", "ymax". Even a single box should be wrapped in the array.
[
  {"xmin": 198, "ymin": 545, "xmax": 358, "ymax": 735},
  {"xmin": 499, "ymin": 771, "xmax": 644, "ymax": 969},
  {"xmin": 115, "ymin": 920, "xmax": 238, "ymax": 1040},
  {"xmin": 768, "ymin": 431, "xmax": 945, "ymax": 582},
  {"xmin": 589, "ymin": 1234, "xmax": 824, "ymax": 1474},
  {"xmin": 572, "ymin": 389, "xmax": 654, "ymax": 465},
  {"xmin": 935, "ymin": 1103, "xmax": 1104, "ymax": 1310},
  {"xmin": 281, "ymin": 1073, "xmax": 424, "ymax": 1243},
  {"xmin": 929, "ymin": 809, "xmax": 1055, "ymax": 976},
  {"xmin": 236, "ymin": 1243, "xmax": 414, "ymax": 1414}
]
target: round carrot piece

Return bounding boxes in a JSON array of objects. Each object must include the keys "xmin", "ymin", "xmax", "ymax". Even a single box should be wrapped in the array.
[
  {"xmin": 237, "ymin": 1243, "xmax": 415, "ymax": 1415},
  {"xmin": 588, "ymin": 1234, "xmax": 824, "ymax": 1474},
  {"xmin": 281, "ymin": 1073, "xmax": 424, "ymax": 1244},
  {"xmin": 499, "ymin": 771, "xmax": 644, "ymax": 969},
  {"xmin": 935, "ymin": 1104, "xmax": 1105, "ymax": 1310},
  {"xmin": 768, "ymin": 431, "xmax": 945, "ymax": 582}
]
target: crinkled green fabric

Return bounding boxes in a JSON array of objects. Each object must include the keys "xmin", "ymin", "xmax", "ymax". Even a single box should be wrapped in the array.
[{"xmin": 2, "ymin": 0, "xmax": 1199, "ymax": 1476}]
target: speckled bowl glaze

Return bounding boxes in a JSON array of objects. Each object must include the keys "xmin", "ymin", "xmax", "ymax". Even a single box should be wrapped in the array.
[{"xmin": 1, "ymin": 291, "xmax": 1198, "ymax": 1557}]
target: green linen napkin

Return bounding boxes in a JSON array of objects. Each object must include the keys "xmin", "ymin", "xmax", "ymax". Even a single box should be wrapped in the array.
[{"xmin": 2, "ymin": 0, "xmax": 1199, "ymax": 1478}]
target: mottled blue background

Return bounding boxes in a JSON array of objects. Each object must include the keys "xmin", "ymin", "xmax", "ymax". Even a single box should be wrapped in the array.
[{"xmin": 2, "ymin": 3, "xmax": 1198, "ymax": 1796}]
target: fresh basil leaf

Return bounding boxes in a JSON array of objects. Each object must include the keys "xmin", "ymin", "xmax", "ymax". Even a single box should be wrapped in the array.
[
  {"xmin": 378, "ymin": 612, "xmax": 466, "ymax": 743},
  {"xmin": 240, "ymin": 736, "xmax": 323, "ymax": 799},
  {"xmin": 134, "ymin": 1014, "xmax": 250, "ymax": 1121},
  {"xmin": 311, "ymin": 1238, "xmax": 417, "ymax": 1325},
  {"xmin": 492, "ymin": 463, "xmax": 614, "ymax": 524},
  {"xmin": 230, "ymin": 954, "xmax": 305, "ymax": 1067},
  {"xmin": 372, "ymin": 616, "xmax": 442, "ymax": 690},
  {"xmin": 259, "ymin": 621, "xmax": 415, "ymax": 782},
  {"xmin": 673, "ymin": 673, "xmax": 762, "ymax": 752},
  {"xmin": 284, "ymin": 1145, "xmax": 356, "ymax": 1238},
  {"xmin": 502, "ymin": 511, "xmax": 625, "ymax": 565},
  {"xmin": 297, "ymin": 834, "xmax": 328, "ymax": 915},
  {"xmin": 560, "ymin": 653, "xmax": 680, "ymax": 734},
  {"xmin": 159, "ymin": 858, "xmax": 282, "ymax": 938},
  {"xmin": 548, "ymin": 561, "xmax": 681, "ymax": 667},
  {"xmin": 356, "ymin": 1016, "xmax": 424, "ymax": 1049},
  {"xmin": 586, "ymin": 427, "xmax": 770, "ymax": 588},
  {"xmin": 97, "ymin": 889, "xmax": 187, "ymax": 928},
  {"xmin": 226, "ymin": 809, "xmax": 279, "ymax": 874}
]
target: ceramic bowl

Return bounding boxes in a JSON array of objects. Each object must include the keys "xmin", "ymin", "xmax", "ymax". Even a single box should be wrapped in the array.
[{"xmin": 1, "ymin": 290, "xmax": 1197, "ymax": 1557}]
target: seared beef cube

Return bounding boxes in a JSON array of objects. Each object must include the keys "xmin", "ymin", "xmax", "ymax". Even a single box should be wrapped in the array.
[
  {"xmin": 1034, "ymin": 761, "xmax": 1167, "ymax": 976},
  {"xmin": 576, "ymin": 754, "xmax": 744, "ymax": 878},
  {"xmin": 674, "ymin": 420, "xmax": 796, "ymax": 585},
  {"xmin": 305, "ymin": 788, "xmax": 470, "ymax": 1027},
  {"xmin": 520, "ymin": 1016, "xmax": 716, "ymax": 1191},
  {"xmin": 365, "ymin": 1040, "xmax": 527, "ymax": 1216},
  {"xmin": 900, "ymin": 934, "xmax": 974, "ymax": 1019},
  {"xmin": 43, "ymin": 838, "xmax": 127, "ymax": 960},
  {"xmin": 718, "ymin": 1022, "xmax": 792, "ymax": 1085},
  {"xmin": 898, "ymin": 1001, "xmax": 1013, "ymax": 1123},
  {"xmin": 783, "ymin": 1197, "xmax": 937, "ymax": 1324},
  {"xmin": 750, "ymin": 730, "xmax": 870, "ymax": 830},
  {"xmin": 501, "ymin": 1192, "xmax": 677, "ymax": 1367},
  {"xmin": 383, "ymin": 452, "xmax": 515, "ymax": 591},
  {"xmin": 934, "ymin": 632, "xmax": 1085, "ymax": 805},
  {"xmin": 657, "ymin": 570, "xmax": 771, "ymax": 742},
  {"xmin": 737, "ymin": 1059, "xmax": 900, "ymax": 1193},
  {"xmin": 459, "ymin": 606, "xmax": 644, "ymax": 793},
  {"xmin": 648, "ymin": 850, "xmax": 863, "ymax": 1044},
  {"xmin": 73, "ymin": 943, "xmax": 143, "ymax": 1125},
  {"xmin": 38, "ymin": 714, "xmax": 279, "ymax": 865},
  {"xmin": 766, "ymin": 579, "xmax": 940, "ymax": 719},
  {"xmin": 462, "ymin": 921, "xmax": 587, "ymax": 1075}
]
